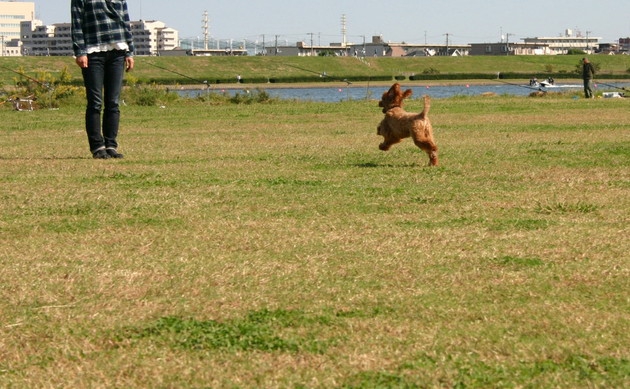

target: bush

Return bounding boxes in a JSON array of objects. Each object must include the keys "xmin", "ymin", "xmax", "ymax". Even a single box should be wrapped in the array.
[
  {"xmin": 567, "ymin": 49, "xmax": 586, "ymax": 55},
  {"xmin": 123, "ymin": 84, "xmax": 180, "ymax": 106},
  {"xmin": 574, "ymin": 58, "xmax": 600, "ymax": 75},
  {"xmin": 191, "ymin": 88, "xmax": 278, "ymax": 105},
  {"xmin": 4, "ymin": 66, "xmax": 82, "ymax": 109},
  {"xmin": 229, "ymin": 88, "xmax": 275, "ymax": 104}
]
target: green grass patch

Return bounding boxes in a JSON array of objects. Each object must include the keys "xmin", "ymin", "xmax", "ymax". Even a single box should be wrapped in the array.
[
  {"xmin": 342, "ymin": 354, "xmax": 630, "ymax": 388},
  {"xmin": 119, "ymin": 309, "xmax": 336, "ymax": 354},
  {"xmin": 491, "ymin": 255, "xmax": 545, "ymax": 268},
  {"xmin": 535, "ymin": 200, "xmax": 599, "ymax": 214}
]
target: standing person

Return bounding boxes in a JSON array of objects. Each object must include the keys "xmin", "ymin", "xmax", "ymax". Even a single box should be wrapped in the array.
[
  {"xmin": 71, "ymin": 0, "xmax": 135, "ymax": 159},
  {"xmin": 582, "ymin": 57, "xmax": 595, "ymax": 99}
]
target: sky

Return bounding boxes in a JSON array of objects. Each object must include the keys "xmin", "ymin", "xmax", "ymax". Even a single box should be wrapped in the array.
[{"xmin": 30, "ymin": 0, "xmax": 630, "ymax": 45}]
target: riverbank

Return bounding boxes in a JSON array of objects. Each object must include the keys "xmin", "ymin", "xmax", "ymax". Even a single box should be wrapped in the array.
[{"xmin": 2, "ymin": 55, "xmax": 630, "ymax": 87}]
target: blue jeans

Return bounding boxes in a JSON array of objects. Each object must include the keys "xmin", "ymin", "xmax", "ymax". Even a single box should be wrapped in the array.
[{"xmin": 81, "ymin": 50, "xmax": 126, "ymax": 153}]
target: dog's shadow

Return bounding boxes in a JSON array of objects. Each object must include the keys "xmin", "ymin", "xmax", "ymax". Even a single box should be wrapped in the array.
[{"xmin": 353, "ymin": 161, "xmax": 420, "ymax": 168}]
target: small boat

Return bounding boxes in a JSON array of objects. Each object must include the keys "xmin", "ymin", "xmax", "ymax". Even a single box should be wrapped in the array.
[
  {"xmin": 603, "ymin": 91, "xmax": 625, "ymax": 98},
  {"xmin": 529, "ymin": 77, "xmax": 556, "ymax": 88}
]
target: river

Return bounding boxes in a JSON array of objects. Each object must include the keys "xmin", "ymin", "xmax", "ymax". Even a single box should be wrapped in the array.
[{"xmin": 177, "ymin": 82, "xmax": 626, "ymax": 102}]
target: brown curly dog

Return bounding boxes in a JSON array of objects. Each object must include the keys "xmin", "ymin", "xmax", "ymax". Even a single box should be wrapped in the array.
[{"xmin": 377, "ymin": 83, "xmax": 438, "ymax": 166}]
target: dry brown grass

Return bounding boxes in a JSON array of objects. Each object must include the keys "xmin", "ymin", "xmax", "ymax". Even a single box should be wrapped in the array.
[{"xmin": 1, "ymin": 94, "xmax": 629, "ymax": 387}]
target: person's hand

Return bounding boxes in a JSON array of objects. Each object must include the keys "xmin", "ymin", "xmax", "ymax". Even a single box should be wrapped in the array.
[
  {"xmin": 125, "ymin": 57, "xmax": 135, "ymax": 72},
  {"xmin": 75, "ymin": 56, "xmax": 88, "ymax": 68}
]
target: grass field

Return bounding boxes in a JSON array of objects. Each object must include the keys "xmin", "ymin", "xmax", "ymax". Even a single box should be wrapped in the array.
[{"xmin": 0, "ymin": 90, "xmax": 629, "ymax": 387}]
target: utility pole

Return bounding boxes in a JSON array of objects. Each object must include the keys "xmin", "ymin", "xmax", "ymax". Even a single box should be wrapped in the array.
[
  {"xmin": 443, "ymin": 33, "xmax": 450, "ymax": 56},
  {"xmin": 586, "ymin": 30, "xmax": 591, "ymax": 52},
  {"xmin": 505, "ymin": 32, "xmax": 511, "ymax": 55},
  {"xmin": 202, "ymin": 11, "xmax": 209, "ymax": 50},
  {"xmin": 308, "ymin": 32, "xmax": 314, "ymax": 56},
  {"xmin": 341, "ymin": 14, "xmax": 347, "ymax": 47},
  {"xmin": 261, "ymin": 34, "xmax": 265, "ymax": 55},
  {"xmin": 361, "ymin": 35, "xmax": 366, "ymax": 57}
]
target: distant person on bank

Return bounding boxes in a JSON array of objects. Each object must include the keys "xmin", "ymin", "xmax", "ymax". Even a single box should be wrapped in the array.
[
  {"xmin": 582, "ymin": 57, "xmax": 595, "ymax": 99},
  {"xmin": 71, "ymin": 0, "xmax": 135, "ymax": 159}
]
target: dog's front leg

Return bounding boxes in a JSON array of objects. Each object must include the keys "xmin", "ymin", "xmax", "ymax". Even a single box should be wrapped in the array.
[
  {"xmin": 376, "ymin": 117, "xmax": 390, "ymax": 136},
  {"xmin": 377, "ymin": 120, "xmax": 400, "ymax": 151}
]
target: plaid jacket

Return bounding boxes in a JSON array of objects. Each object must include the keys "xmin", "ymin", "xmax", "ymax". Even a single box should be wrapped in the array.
[{"xmin": 71, "ymin": 0, "xmax": 134, "ymax": 57}]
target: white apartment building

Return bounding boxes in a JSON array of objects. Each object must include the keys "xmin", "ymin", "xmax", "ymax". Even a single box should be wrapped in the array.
[
  {"xmin": 20, "ymin": 19, "xmax": 179, "ymax": 56},
  {"xmin": 0, "ymin": 0, "xmax": 34, "ymax": 56},
  {"xmin": 21, "ymin": 21, "xmax": 72, "ymax": 56},
  {"xmin": 523, "ymin": 29, "xmax": 601, "ymax": 55},
  {"xmin": 4, "ymin": 1, "xmax": 179, "ymax": 56},
  {"xmin": 131, "ymin": 20, "xmax": 179, "ymax": 56}
]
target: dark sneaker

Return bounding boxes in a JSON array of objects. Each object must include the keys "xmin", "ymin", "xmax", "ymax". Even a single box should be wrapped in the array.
[
  {"xmin": 93, "ymin": 149, "xmax": 111, "ymax": 159},
  {"xmin": 106, "ymin": 148, "xmax": 124, "ymax": 159}
]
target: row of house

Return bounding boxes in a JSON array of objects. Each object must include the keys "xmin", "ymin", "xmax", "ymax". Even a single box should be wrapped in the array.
[
  {"xmin": 1, "ymin": 2, "xmax": 627, "ymax": 58},
  {"xmin": 274, "ymin": 31, "xmax": 623, "ymax": 58}
]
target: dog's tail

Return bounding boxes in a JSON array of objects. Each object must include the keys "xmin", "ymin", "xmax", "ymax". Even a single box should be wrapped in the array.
[{"xmin": 419, "ymin": 95, "xmax": 431, "ymax": 118}]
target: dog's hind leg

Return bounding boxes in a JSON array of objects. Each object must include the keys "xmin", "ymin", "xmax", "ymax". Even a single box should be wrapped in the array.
[
  {"xmin": 413, "ymin": 140, "xmax": 438, "ymax": 166},
  {"xmin": 428, "ymin": 149, "xmax": 438, "ymax": 166}
]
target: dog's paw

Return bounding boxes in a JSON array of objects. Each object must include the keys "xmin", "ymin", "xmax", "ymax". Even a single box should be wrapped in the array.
[
  {"xmin": 379, "ymin": 143, "xmax": 391, "ymax": 151},
  {"xmin": 429, "ymin": 152, "xmax": 439, "ymax": 166}
]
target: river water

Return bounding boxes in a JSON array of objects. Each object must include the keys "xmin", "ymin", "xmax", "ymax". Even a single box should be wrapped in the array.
[{"xmin": 178, "ymin": 82, "xmax": 626, "ymax": 102}]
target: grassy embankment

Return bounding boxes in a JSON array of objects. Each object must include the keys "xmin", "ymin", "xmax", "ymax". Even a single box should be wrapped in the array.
[
  {"xmin": 1, "ymin": 55, "xmax": 630, "ymax": 87},
  {"xmin": 0, "ymin": 86, "xmax": 629, "ymax": 387}
]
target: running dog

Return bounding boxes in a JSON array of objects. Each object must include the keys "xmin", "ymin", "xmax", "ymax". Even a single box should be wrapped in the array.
[{"xmin": 376, "ymin": 83, "xmax": 438, "ymax": 166}]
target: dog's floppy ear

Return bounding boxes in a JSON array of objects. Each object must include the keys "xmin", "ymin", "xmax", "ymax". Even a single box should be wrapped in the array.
[{"xmin": 403, "ymin": 89, "xmax": 413, "ymax": 99}]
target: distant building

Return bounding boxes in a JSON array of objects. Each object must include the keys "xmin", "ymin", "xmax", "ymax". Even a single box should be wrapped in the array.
[
  {"xmin": 523, "ymin": 29, "xmax": 600, "ymax": 55},
  {"xmin": 21, "ymin": 21, "xmax": 72, "ymax": 56},
  {"xmin": 3, "ymin": 2, "xmax": 622, "ymax": 58},
  {"xmin": 268, "ymin": 36, "xmax": 469, "ymax": 57},
  {"xmin": 0, "ymin": 0, "xmax": 35, "ymax": 56},
  {"xmin": 189, "ymin": 48, "xmax": 247, "ymax": 56},
  {"xmin": 470, "ymin": 29, "xmax": 603, "ymax": 56},
  {"xmin": 469, "ymin": 42, "xmax": 551, "ymax": 56},
  {"xmin": 2, "ymin": 38, "xmax": 22, "ymax": 56},
  {"xmin": 269, "ymin": 41, "xmax": 349, "ymax": 57},
  {"xmin": 0, "ymin": 1, "xmax": 34, "ymax": 39},
  {"xmin": 131, "ymin": 20, "xmax": 179, "ymax": 56},
  {"xmin": 19, "ymin": 19, "xmax": 179, "ymax": 56}
]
